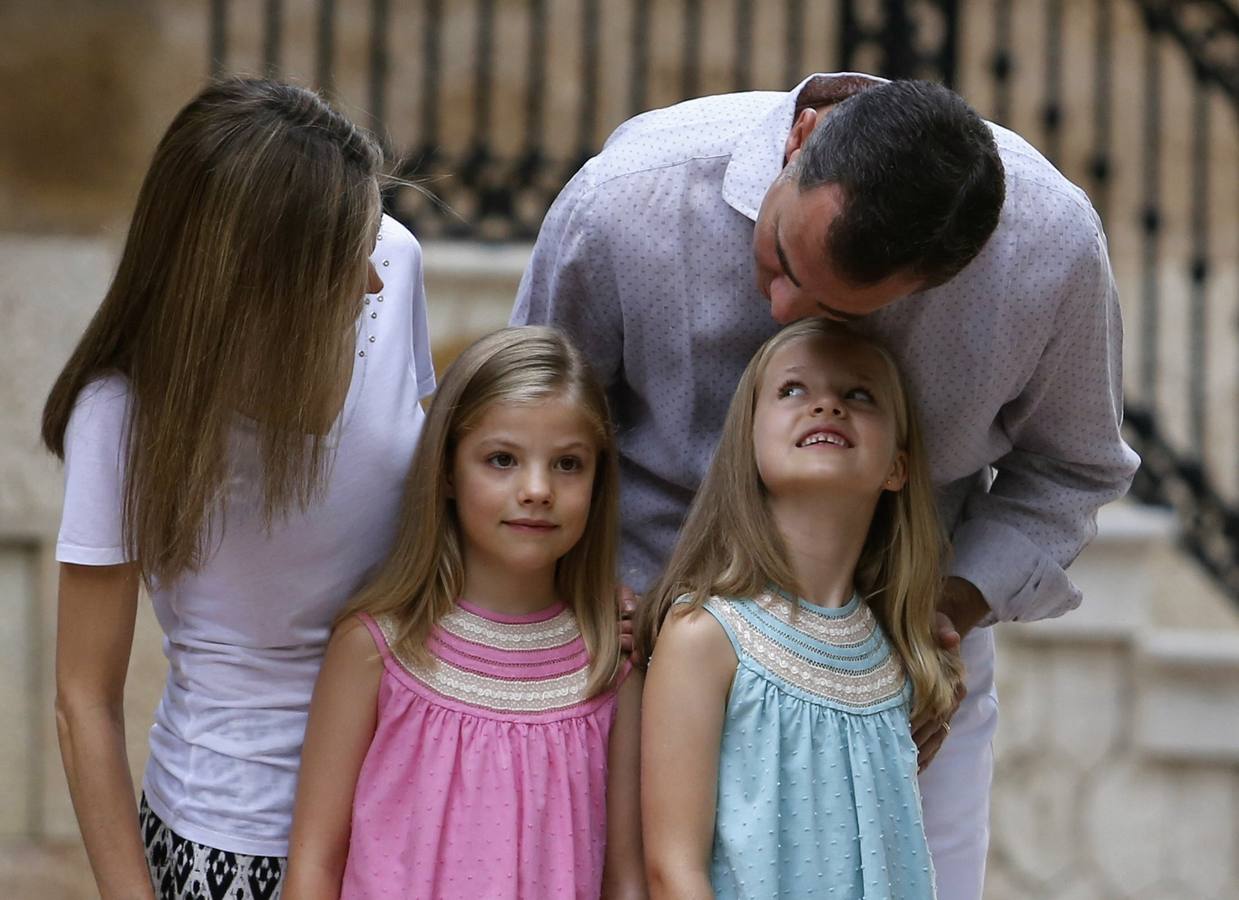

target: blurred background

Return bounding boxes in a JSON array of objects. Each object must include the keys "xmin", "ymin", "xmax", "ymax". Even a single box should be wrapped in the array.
[{"xmin": 1, "ymin": 1, "xmax": 1237, "ymax": 897}]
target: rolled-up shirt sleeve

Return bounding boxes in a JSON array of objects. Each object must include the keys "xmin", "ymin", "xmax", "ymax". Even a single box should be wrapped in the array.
[{"xmin": 948, "ymin": 214, "xmax": 1140, "ymax": 624}]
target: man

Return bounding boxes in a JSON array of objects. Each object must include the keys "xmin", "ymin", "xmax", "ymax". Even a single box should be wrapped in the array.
[{"xmin": 511, "ymin": 73, "xmax": 1138, "ymax": 898}]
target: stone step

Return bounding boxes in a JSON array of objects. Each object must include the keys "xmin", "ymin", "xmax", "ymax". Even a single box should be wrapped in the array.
[{"xmin": 1134, "ymin": 630, "xmax": 1239, "ymax": 763}]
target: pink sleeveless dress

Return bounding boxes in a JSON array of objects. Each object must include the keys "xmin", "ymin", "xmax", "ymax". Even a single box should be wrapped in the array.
[{"xmin": 340, "ymin": 600, "xmax": 625, "ymax": 899}]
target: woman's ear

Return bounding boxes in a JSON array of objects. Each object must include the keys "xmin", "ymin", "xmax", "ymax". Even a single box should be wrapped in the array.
[
  {"xmin": 883, "ymin": 451, "xmax": 908, "ymax": 492},
  {"xmin": 444, "ymin": 471, "xmax": 455, "ymax": 499}
]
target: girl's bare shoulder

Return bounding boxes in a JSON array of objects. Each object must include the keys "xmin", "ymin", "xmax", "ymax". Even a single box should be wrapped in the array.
[
  {"xmin": 652, "ymin": 601, "xmax": 735, "ymax": 672},
  {"xmin": 324, "ymin": 615, "xmax": 386, "ymax": 671}
]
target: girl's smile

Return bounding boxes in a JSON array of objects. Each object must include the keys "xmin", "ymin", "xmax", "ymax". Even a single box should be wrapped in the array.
[
  {"xmin": 795, "ymin": 425, "xmax": 854, "ymax": 448},
  {"xmin": 504, "ymin": 517, "xmax": 558, "ymax": 531}
]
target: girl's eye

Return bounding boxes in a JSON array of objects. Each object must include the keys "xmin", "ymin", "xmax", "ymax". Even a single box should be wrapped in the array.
[
  {"xmin": 847, "ymin": 387, "xmax": 875, "ymax": 403},
  {"xmin": 487, "ymin": 452, "xmax": 516, "ymax": 468},
  {"xmin": 777, "ymin": 381, "xmax": 806, "ymax": 399},
  {"xmin": 555, "ymin": 456, "xmax": 583, "ymax": 473}
]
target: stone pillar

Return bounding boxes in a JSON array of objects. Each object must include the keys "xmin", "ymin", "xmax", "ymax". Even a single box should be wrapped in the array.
[{"xmin": 986, "ymin": 502, "xmax": 1239, "ymax": 899}]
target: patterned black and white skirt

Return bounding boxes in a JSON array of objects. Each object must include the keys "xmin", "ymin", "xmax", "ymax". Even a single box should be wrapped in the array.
[{"xmin": 139, "ymin": 794, "xmax": 286, "ymax": 900}]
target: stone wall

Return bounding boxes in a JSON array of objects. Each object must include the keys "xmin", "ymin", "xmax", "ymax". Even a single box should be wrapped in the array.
[
  {"xmin": 0, "ymin": 1, "xmax": 202, "ymax": 236},
  {"xmin": 987, "ymin": 504, "xmax": 1239, "ymax": 899},
  {"xmin": 3, "ymin": 1, "xmax": 1238, "ymax": 896}
]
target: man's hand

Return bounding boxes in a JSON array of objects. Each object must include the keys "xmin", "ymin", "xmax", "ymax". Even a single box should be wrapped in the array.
[
  {"xmin": 911, "ymin": 610, "xmax": 965, "ymax": 772},
  {"xmin": 912, "ymin": 574, "xmax": 990, "ymax": 773},
  {"xmin": 939, "ymin": 576, "xmax": 990, "ymax": 639},
  {"xmin": 617, "ymin": 584, "xmax": 639, "ymax": 655},
  {"xmin": 911, "ymin": 578, "xmax": 991, "ymax": 771}
]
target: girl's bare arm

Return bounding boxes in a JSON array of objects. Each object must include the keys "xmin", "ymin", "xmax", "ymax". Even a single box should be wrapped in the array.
[
  {"xmin": 603, "ymin": 669, "xmax": 647, "ymax": 899},
  {"xmin": 283, "ymin": 618, "xmax": 382, "ymax": 900},
  {"xmin": 640, "ymin": 609, "xmax": 736, "ymax": 900},
  {"xmin": 54, "ymin": 561, "xmax": 155, "ymax": 900}
]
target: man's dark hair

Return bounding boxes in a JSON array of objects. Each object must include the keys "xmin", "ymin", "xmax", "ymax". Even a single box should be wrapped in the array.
[{"xmin": 796, "ymin": 79, "xmax": 1005, "ymax": 288}]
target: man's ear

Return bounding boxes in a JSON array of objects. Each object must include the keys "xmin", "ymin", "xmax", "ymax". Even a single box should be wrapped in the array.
[
  {"xmin": 883, "ymin": 451, "xmax": 908, "ymax": 492},
  {"xmin": 784, "ymin": 107, "xmax": 819, "ymax": 167}
]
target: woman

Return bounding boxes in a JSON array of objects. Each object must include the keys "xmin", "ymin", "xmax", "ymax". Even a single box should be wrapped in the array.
[{"xmin": 44, "ymin": 77, "xmax": 435, "ymax": 899}]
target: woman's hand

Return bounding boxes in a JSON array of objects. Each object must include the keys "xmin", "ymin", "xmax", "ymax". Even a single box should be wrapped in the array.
[{"xmin": 54, "ymin": 561, "xmax": 156, "ymax": 900}]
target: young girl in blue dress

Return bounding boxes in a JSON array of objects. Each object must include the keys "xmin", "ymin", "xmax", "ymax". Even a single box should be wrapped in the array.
[{"xmin": 637, "ymin": 318, "xmax": 962, "ymax": 899}]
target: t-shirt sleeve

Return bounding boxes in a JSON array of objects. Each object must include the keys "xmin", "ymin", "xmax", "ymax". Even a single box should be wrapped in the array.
[
  {"xmin": 55, "ymin": 376, "xmax": 134, "ymax": 566},
  {"xmin": 376, "ymin": 214, "xmax": 436, "ymax": 401},
  {"xmin": 406, "ymin": 226, "xmax": 437, "ymax": 400}
]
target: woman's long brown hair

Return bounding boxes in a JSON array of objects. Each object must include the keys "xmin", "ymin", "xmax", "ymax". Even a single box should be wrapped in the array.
[
  {"xmin": 42, "ymin": 78, "xmax": 383, "ymax": 586},
  {"xmin": 340, "ymin": 326, "xmax": 624, "ymax": 698},
  {"xmin": 635, "ymin": 319, "xmax": 962, "ymax": 722}
]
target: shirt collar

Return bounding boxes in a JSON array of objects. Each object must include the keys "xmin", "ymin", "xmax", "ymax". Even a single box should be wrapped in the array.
[{"xmin": 721, "ymin": 72, "xmax": 889, "ymax": 222}]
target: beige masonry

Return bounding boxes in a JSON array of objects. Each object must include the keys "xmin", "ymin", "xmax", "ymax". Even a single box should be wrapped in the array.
[{"xmin": 3, "ymin": 0, "xmax": 1238, "ymax": 897}]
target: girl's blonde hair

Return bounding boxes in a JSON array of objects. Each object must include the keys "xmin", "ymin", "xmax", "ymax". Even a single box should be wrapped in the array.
[
  {"xmin": 636, "ymin": 319, "xmax": 962, "ymax": 721},
  {"xmin": 42, "ymin": 77, "xmax": 384, "ymax": 587},
  {"xmin": 342, "ymin": 326, "xmax": 623, "ymax": 697}
]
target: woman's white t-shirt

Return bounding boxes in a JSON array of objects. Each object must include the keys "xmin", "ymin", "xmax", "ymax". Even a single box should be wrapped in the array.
[{"xmin": 55, "ymin": 216, "xmax": 435, "ymax": 857}]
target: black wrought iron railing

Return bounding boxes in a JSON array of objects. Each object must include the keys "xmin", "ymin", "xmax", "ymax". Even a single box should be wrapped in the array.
[{"xmin": 207, "ymin": 0, "xmax": 1239, "ymax": 600}]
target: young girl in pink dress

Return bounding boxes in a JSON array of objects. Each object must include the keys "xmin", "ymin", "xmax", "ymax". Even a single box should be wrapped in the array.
[{"xmin": 285, "ymin": 326, "xmax": 645, "ymax": 900}]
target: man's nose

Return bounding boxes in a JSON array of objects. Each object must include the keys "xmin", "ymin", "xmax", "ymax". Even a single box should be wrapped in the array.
[{"xmin": 769, "ymin": 292, "xmax": 803, "ymax": 325}]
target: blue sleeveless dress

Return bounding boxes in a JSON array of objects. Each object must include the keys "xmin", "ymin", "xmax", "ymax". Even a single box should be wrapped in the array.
[{"xmin": 697, "ymin": 590, "xmax": 936, "ymax": 899}]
